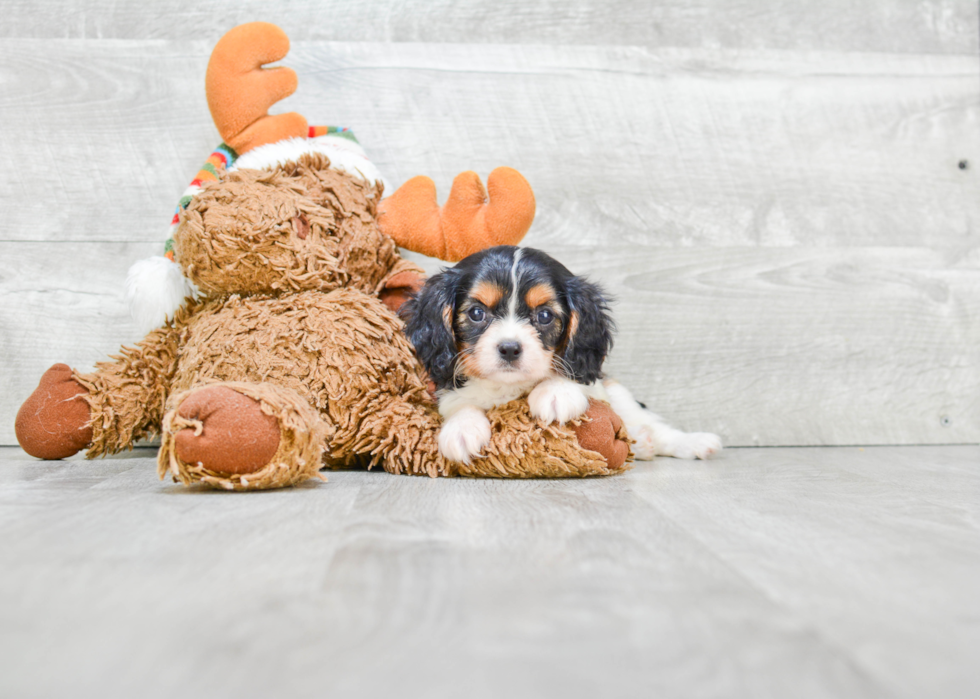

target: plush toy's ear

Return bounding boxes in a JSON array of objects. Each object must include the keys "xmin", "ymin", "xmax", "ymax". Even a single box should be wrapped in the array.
[
  {"xmin": 378, "ymin": 167, "xmax": 535, "ymax": 262},
  {"xmin": 561, "ymin": 277, "xmax": 614, "ymax": 385},
  {"xmin": 206, "ymin": 22, "xmax": 308, "ymax": 155},
  {"xmin": 126, "ymin": 256, "xmax": 197, "ymax": 334},
  {"xmin": 402, "ymin": 270, "xmax": 461, "ymax": 390}
]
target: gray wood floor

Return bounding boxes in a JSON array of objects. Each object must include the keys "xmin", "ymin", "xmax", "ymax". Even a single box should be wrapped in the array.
[{"xmin": 1, "ymin": 445, "xmax": 977, "ymax": 699}]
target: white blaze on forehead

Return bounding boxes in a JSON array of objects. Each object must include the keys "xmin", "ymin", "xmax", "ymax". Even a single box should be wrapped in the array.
[
  {"xmin": 507, "ymin": 248, "xmax": 523, "ymax": 318},
  {"xmin": 491, "ymin": 315, "xmax": 530, "ymax": 343}
]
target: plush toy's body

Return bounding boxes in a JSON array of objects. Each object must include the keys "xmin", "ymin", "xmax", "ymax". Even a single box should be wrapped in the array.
[
  {"xmin": 80, "ymin": 157, "xmax": 452, "ymax": 489},
  {"xmin": 14, "ymin": 23, "xmax": 631, "ymax": 489}
]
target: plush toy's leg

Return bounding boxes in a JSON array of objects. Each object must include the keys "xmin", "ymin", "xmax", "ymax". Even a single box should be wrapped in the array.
[
  {"xmin": 456, "ymin": 399, "xmax": 633, "ymax": 478},
  {"xmin": 334, "ymin": 391, "xmax": 454, "ymax": 478},
  {"xmin": 71, "ymin": 324, "xmax": 180, "ymax": 458},
  {"xmin": 347, "ymin": 395, "xmax": 632, "ymax": 479},
  {"xmin": 15, "ymin": 323, "xmax": 179, "ymax": 460},
  {"xmin": 158, "ymin": 382, "xmax": 332, "ymax": 490},
  {"xmin": 15, "ymin": 364, "xmax": 93, "ymax": 459}
]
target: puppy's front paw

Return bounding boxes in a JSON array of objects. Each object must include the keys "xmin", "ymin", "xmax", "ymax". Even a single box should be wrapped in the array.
[
  {"xmin": 665, "ymin": 432, "xmax": 723, "ymax": 460},
  {"xmin": 438, "ymin": 407, "xmax": 492, "ymax": 464},
  {"xmin": 528, "ymin": 378, "xmax": 590, "ymax": 425}
]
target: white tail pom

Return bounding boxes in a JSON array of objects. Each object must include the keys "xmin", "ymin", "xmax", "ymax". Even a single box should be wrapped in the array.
[{"xmin": 126, "ymin": 256, "xmax": 197, "ymax": 334}]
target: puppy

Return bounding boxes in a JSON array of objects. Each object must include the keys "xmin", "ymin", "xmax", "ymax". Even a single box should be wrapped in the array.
[{"xmin": 403, "ymin": 245, "xmax": 721, "ymax": 464}]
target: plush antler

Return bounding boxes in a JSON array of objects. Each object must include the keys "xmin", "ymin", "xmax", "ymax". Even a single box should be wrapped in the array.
[
  {"xmin": 378, "ymin": 167, "xmax": 536, "ymax": 261},
  {"xmin": 205, "ymin": 22, "xmax": 534, "ymax": 259},
  {"xmin": 206, "ymin": 22, "xmax": 308, "ymax": 155}
]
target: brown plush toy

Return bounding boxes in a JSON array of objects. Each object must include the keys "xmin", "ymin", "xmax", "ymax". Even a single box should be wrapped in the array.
[{"xmin": 15, "ymin": 23, "xmax": 631, "ymax": 489}]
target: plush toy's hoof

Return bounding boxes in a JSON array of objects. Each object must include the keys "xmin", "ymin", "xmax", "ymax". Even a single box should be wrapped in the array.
[
  {"xmin": 572, "ymin": 400, "xmax": 631, "ymax": 470},
  {"xmin": 172, "ymin": 386, "xmax": 281, "ymax": 475},
  {"xmin": 160, "ymin": 382, "xmax": 330, "ymax": 490},
  {"xmin": 15, "ymin": 364, "xmax": 93, "ymax": 460}
]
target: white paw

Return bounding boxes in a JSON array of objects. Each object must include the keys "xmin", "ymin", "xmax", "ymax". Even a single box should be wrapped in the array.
[
  {"xmin": 628, "ymin": 423, "xmax": 660, "ymax": 461},
  {"xmin": 438, "ymin": 407, "xmax": 492, "ymax": 464},
  {"xmin": 664, "ymin": 432, "xmax": 723, "ymax": 460},
  {"xmin": 528, "ymin": 378, "xmax": 590, "ymax": 425}
]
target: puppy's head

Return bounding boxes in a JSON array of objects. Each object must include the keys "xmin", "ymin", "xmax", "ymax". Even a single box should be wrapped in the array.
[{"xmin": 403, "ymin": 246, "xmax": 613, "ymax": 390}]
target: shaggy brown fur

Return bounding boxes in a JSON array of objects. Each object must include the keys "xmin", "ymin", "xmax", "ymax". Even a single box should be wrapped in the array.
[
  {"xmin": 20, "ymin": 153, "xmax": 630, "ymax": 489},
  {"xmin": 176, "ymin": 154, "xmax": 419, "ymax": 297},
  {"xmin": 467, "ymin": 400, "xmax": 633, "ymax": 479},
  {"xmin": 74, "ymin": 323, "xmax": 181, "ymax": 457},
  {"xmin": 163, "ymin": 288, "xmax": 448, "ymax": 480}
]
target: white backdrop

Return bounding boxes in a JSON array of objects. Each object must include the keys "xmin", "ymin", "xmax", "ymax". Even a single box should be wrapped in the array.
[{"xmin": 1, "ymin": 1, "xmax": 977, "ymax": 447}]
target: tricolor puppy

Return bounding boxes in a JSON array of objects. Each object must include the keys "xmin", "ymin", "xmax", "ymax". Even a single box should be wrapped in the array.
[{"xmin": 403, "ymin": 246, "xmax": 722, "ymax": 464}]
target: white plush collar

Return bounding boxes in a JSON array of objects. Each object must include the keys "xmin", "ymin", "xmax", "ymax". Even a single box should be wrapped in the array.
[{"xmin": 232, "ymin": 135, "xmax": 391, "ymax": 193}]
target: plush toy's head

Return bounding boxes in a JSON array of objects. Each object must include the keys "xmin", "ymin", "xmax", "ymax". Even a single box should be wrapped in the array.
[
  {"xmin": 127, "ymin": 21, "xmax": 536, "ymax": 333},
  {"xmin": 173, "ymin": 152, "xmax": 395, "ymax": 297}
]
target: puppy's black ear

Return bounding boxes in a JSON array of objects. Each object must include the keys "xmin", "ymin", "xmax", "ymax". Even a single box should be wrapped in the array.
[
  {"xmin": 402, "ymin": 269, "xmax": 460, "ymax": 390},
  {"xmin": 562, "ymin": 277, "xmax": 614, "ymax": 385}
]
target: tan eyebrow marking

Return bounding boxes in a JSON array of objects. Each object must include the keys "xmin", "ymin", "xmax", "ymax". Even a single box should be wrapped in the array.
[
  {"xmin": 526, "ymin": 283, "xmax": 556, "ymax": 308},
  {"xmin": 471, "ymin": 281, "xmax": 504, "ymax": 308}
]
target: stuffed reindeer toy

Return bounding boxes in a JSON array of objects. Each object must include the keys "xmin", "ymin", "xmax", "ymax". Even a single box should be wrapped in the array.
[{"xmin": 15, "ymin": 22, "xmax": 632, "ymax": 490}]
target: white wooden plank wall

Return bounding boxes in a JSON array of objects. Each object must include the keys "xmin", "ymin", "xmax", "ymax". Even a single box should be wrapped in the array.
[{"xmin": 1, "ymin": 2, "xmax": 977, "ymax": 447}]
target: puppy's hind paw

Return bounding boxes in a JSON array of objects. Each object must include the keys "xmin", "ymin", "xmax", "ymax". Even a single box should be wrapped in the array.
[
  {"xmin": 438, "ymin": 407, "xmax": 492, "ymax": 464},
  {"xmin": 666, "ymin": 432, "xmax": 723, "ymax": 460},
  {"xmin": 628, "ymin": 423, "xmax": 660, "ymax": 461}
]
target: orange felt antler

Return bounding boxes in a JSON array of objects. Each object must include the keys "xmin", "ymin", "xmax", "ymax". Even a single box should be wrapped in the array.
[
  {"xmin": 206, "ymin": 22, "xmax": 308, "ymax": 155},
  {"xmin": 378, "ymin": 167, "xmax": 536, "ymax": 262}
]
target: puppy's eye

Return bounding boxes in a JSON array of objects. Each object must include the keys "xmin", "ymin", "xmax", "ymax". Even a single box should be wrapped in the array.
[
  {"xmin": 536, "ymin": 308, "xmax": 554, "ymax": 325},
  {"xmin": 467, "ymin": 306, "xmax": 486, "ymax": 322}
]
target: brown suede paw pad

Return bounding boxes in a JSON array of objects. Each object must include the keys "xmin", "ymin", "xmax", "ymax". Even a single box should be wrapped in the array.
[
  {"xmin": 15, "ymin": 363, "xmax": 93, "ymax": 460},
  {"xmin": 174, "ymin": 386, "xmax": 281, "ymax": 475},
  {"xmin": 572, "ymin": 400, "xmax": 632, "ymax": 470}
]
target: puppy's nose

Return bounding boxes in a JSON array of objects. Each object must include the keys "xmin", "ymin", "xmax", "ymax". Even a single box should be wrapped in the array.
[{"xmin": 497, "ymin": 341, "xmax": 523, "ymax": 362}]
